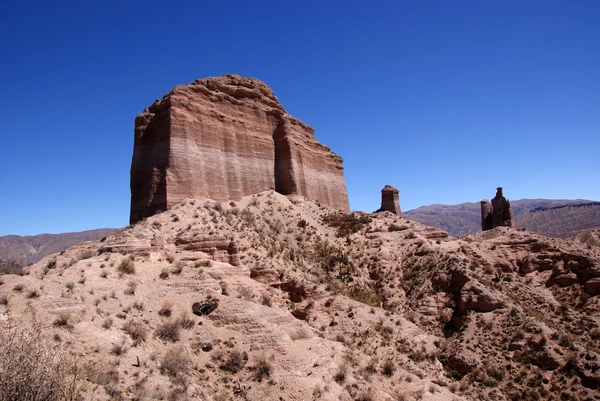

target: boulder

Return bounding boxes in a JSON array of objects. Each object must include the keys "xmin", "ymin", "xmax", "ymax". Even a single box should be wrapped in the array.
[{"xmin": 192, "ymin": 298, "xmax": 219, "ymax": 316}]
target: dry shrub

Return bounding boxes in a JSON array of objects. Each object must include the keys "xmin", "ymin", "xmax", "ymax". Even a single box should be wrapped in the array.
[
  {"xmin": 281, "ymin": 279, "xmax": 308, "ymax": 303},
  {"xmin": 155, "ymin": 320, "xmax": 181, "ymax": 342},
  {"xmin": 0, "ymin": 295, "xmax": 7, "ymax": 305},
  {"xmin": 177, "ymin": 312, "xmax": 195, "ymax": 330},
  {"xmin": 122, "ymin": 320, "xmax": 147, "ymax": 346},
  {"xmin": 382, "ymin": 359, "xmax": 396, "ymax": 377},
  {"xmin": 118, "ymin": 258, "xmax": 135, "ymax": 275},
  {"xmin": 160, "ymin": 347, "xmax": 191, "ymax": 377},
  {"xmin": 53, "ymin": 312, "xmax": 73, "ymax": 330},
  {"xmin": 0, "ymin": 325, "xmax": 82, "ymax": 400},
  {"xmin": 253, "ymin": 353, "xmax": 272, "ymax": 382},
  {"xmin": 219, "ymin": 350, "xmax": 248, "ymax": 373},
  {"xmin": 322, "ymin": 212, "xmax": 371, "ymax": 237},
  {"xmin": 158, "ymin": 300, "xmax": 173, "ymax": 317},
  {"xmin": 124, "ymin": 280, "xmax": 137, "ymax": 295}
]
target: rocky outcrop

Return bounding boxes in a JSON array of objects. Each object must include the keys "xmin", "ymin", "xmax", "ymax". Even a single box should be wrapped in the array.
[
  {"xmin": 377, "ymin": 185, "xmax": 401, "ymax": 216},
  {"xmin": 480, "ymin": 200, "xmax": 493, "ymax": 231},
  {"xmin": 481, "ymin": 187, "xmax": 516, "ymax": 230},
  {"xmin": 130, "ymin": 74, "xmax": 349, "ymax": 223}
]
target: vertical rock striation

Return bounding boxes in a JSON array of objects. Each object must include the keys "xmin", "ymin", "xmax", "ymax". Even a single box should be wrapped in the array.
[
  {"xmin": 130, "ymin": 74, "xmax": 349, "ymax": 223},
  {"xmin": 481, "ymin": 187, "xmax": 516, "ymax": 231}
]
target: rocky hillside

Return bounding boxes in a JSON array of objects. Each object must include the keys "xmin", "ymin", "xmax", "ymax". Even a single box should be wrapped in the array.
[
  {"xmin": 0, "ymin": 228, "xmax": 118, "ymax": 274},
  {"xmin": 1, "ymin": 192, "xmax": 599, "ymax": 401},
  {"xmin": 518, "ymin": 202, "xmax": 600, "ymax": 238},
  {"xmin": 404, "ymin": 199, "xmax": 600, "ymax": 238}
]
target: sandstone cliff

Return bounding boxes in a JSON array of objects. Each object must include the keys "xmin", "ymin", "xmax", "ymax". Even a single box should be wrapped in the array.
[{"xmin": 130, "ymin": 74, "xmax": 349, "ymax": 223}]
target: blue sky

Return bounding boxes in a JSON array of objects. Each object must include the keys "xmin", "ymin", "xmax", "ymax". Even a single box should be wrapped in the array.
[{"xmin": 1, "ymin": 0, "xmax": 598, "ymax": 235}]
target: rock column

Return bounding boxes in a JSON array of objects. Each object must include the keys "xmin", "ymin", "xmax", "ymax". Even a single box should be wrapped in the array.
[
  {"xmin": 480, "ymin": 200, "xmax": 493, "ymax": 231},
  {"xmin": 379, "ymin": 185, "xmax": 401, "ymax": 216}
]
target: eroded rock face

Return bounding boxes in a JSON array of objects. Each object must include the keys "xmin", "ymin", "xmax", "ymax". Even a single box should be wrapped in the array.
[
  {"xmin": 130, "ymin": 74, "xmax": 349, "ymax": 223},
  {"xmin": 480, "ymin": 200, "xmax": 493, "ymax": 231},
  {"xmin": 377, "ymin": 185, "xmax": 401, "ymax": 216}
]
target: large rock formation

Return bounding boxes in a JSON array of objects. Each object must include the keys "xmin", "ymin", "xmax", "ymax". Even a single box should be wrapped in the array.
[
  {"xmin": 377, "ymin": 185, "xmax": 401, "ymax": 216},
  {"xmin": 481, "ymin": 187, "xmax": 516, "ymax": 231},
  {"xmin": 130, "ymin": 74, "xmax": 349, "ymax": 223}
]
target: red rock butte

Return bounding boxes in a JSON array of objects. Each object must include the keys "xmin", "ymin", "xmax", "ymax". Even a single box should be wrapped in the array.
[{"xmin": 130, "ymin": 74, "xmax": 350, "ymax": 223}]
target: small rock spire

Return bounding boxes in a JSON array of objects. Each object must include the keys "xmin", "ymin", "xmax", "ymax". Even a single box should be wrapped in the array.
[
  {"xmin": 378, "ymin": 185, "xmax": 401, "ymax": 216},
  {"xmin": 481, "ymin": 187, "xmax": 516, "ymax": 231}
]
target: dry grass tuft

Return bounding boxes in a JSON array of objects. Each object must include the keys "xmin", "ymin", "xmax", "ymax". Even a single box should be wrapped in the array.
[
  {"xmin": 118, "ymin": 257, "xmax": 135, "ymax": 275},
  {"xmin": 160, "ymin": 347, "xmax": 191, "ymax": 377},
  {"xmin": 122, "ymin": 320, "xmax": 147, "ymax": 346},
  {"xmin": 155, "ymin": 320, "xmax": 181, "ymax": 342},
  {"xmin": 0, "ymin": 325, "xmax": 82, "ymax": 400}
]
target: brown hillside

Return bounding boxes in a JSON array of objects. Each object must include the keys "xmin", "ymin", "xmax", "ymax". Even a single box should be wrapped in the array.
[
  {"xmin": 0, "ymin": 228, "xmax": 118, "ymax": 274},
  {"xmin": 404, "ymin": 199, "xmax": 599, "ymax": 238}
]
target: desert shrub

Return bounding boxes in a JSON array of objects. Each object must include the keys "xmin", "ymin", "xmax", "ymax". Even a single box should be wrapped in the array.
[
  {"xmin": 334, "ymin": 364, "xmax": 347, "ymax": 383},
  {"xmin": 12, "ymin": 284, "xmax": 24, "ymax": 292},
  {"xmin": 155, "ymin": 320, "xmax": 181, "ymax": 342},
  {"xmin": 124, "ymin": 280, "xmax": 137, "ymax": 295},
  {"xmin": 219, "ymin": 350, "xmax": 248, "ymax": 373},
  {"xmin": 53, "ymin": 313, "xmax": 73, "ymax": 330},
  {"xmin": 0, "ymin": 325, "xmax": 82, "ymax": 400},
  {"xmin": 79, "ymin": 249, "xmax": 94, "ymax": 260},
  {"xmin": 110, "ymin": 340, "xmax": 125, "ymax": 356},
  {"xmin": 322, "ymin": 212, "xmax": 371, "ymax": 237},
  {"xmin": 171, "ymin": 261, "xmax": 184, "ymax": 275},
  {"xmin": 160, "ymin": 347, "xmax": 190, "ymax": 377},
  {"xmin": 26, "ymin": 289, "xmax": 39, "ymax": 299},
  {"xmin": 177, "ymin": 312, "xmax": 194, "ymax": 330},
  {"xmin": 281, "ymin": 279, "xmax": 307, "ymax": 303},
  {"xmin": 0, "ymin": 295, "xmax": 7, "ymax": 305},
  {"xmin": 253, "ymin": 354, "xmax": 272, "ymax": 382},
  {"xmin": 158, "ymin": 300, "xmax": 173, "ymax": 317},
  {"xmin": 382, "ymin": 359, "xmax": 396, "ymax": 377},
  {"xmin": 159, "ymin": 268, "xmax": 170, "ymax": 279},
  {"xmin": 118, "ymin": 258, "xmax": 135, "ymax": 275},
  {"xmin": 122, "ymin": 320, "xmax": 147, "ymax": 346},
  {"xmin": 261, "ymin": 294, "xmax": 272, "ymax": 307},
  {"xmin": 101, "ymin": 318, "xmax": 113, "ymax": 329},
  {"xmin": 346, "ymin": 284, "xmax": 381, "ymax": 307}
]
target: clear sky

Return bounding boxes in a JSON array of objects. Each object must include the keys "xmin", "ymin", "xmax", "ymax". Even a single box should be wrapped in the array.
[{"xmin": 1, "ymin": 0, "xmax": 598, "ymax": 236}]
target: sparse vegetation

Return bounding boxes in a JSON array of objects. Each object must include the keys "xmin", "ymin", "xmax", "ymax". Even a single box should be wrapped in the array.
[
  {"xmin": 219, "ymin": 350, "xmax": 248, "ymax": 373},
  {"xmin": 53, "ymin": 313, "xmax": 73, "ymax": 329},
  {"xmin": 0, "ymin": 325, "xmax": 82, "ymax": 401},
  {"xmin": 160, "ymin": 347, "xmax": 190, "ymax": 377},
  {"xmin": 253, "ymin": 353, "xmax": 272, "ymax": 382},
  {"xmin": 122, "ymin": 320, "xmax": 147, "ymax": 346},
  {"xmin": 117, "ymin": 257, "xmax": 135, "ymax": 275},
  {"xmin": 159, "ymin": 299, "xmax": 173, "ymax": 317},
  {"xmin": 155, "ymin": 320, "xmax": 181, "ymax": 342},
  {"xmin": 322, "ymin": 212, "xmax": 371, "ymax": 237}
]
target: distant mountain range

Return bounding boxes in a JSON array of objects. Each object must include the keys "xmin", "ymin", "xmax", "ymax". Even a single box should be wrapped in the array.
[
  {"xmin": 0, "ymin": 228, "xmax": 118, "ymax": 274},
  {"xmin": 404, "ymin": 199, "xmax": 600, "ymax": 238}
]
